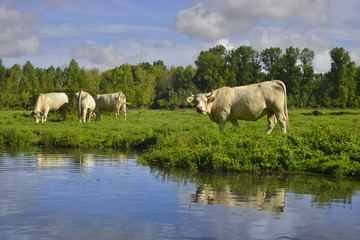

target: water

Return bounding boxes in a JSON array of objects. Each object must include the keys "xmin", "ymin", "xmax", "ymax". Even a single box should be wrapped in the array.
[{"xmin": 0, "ymin": 150, "xmax": 360, "ymax": 240}]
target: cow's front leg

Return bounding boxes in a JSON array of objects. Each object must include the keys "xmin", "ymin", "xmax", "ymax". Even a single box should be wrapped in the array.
[
  {"xmin": 43, "ymin": 109, "xmax": 49, "ymax": 123},
  {"xmin": 218, "ymin": 111, "xmax": 229, "ymax": 132}
]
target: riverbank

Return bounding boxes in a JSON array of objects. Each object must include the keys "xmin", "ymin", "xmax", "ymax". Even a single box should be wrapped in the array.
[{"xmin": 0, "ymin": 109, "xmax": 359, "ymax": 176}]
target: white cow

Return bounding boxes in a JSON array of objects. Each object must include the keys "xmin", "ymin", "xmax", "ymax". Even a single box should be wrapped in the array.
[
  {"xmin": 31, "ymin": 92, "xmax": 68, "ymax": 123},
  {"xmin": 186, "ymin": 80, "xmax": 289, "ymax": 134},
  {"xmin": 73, "ymin": 91, "xmax": 96, "ymax": 123},
  {"xmin": 94, "ymin": 92, "xmax": 127, "ymax": 121}
]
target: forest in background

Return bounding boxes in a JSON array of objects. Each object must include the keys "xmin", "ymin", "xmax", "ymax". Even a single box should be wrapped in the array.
[{"xmin": 1, "ymin": 45, "xmax": 360, "ymax": 110}]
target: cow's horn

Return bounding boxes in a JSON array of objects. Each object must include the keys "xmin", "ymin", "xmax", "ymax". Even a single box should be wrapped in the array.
[
  {"xmin": 190, "ymin": 92, "xmax": 195, "ymax": 97},
  {"xmin": 206, "ymin": 90, "xmax": 214, "ymax": 98}
]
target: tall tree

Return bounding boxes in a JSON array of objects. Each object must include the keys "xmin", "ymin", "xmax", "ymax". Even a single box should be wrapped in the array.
[
  {"xmin": 281, "ymin": 47, "xmax": 302, "ymax": 106},
  {"xmin": 328, "ymin": 47, "xmax": 356, "ymax": 107},
  {"xmin": 111, "ymin": 64, "xmax": 135, "ymax": 102},
  {"xmin": 63, "ymin": 59, "xmax": 83, "ymax": 97},
  {"xmin": 299, "ymin": 48, "xmax": 315, "ymax": 107},
  {"xmin": 133, "ymin": 65, "xmax": 155, "ymax": 108},
  {"xmin": 151, "ymin": 61, "xmax": 172, "ymax": 108},
  {"xmin": 260, "ymin": 47, "xmax": 283, "ymax": 81},
  {"xmin": 195, "ymin": 47, "xmax": 226, "ymax": 92},
  {"xmin": 226, "ymin": 46, "xmax": 262, "ymax": 86},
  {"xmin": 2, "ymin": 64, "xmax": 22, "ymax": 108},
  {"xmin": 54, "ymin": 67, "xmax": 64, "ymax": 91},
  {"xmin": 21, "ymin": 61, "xmax": 39, "ymax": 109}
]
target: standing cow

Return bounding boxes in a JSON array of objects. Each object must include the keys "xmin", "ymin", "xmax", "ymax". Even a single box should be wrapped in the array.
[
  {"xmin": 94, "ymin": 92, "xmax": 127, "ymax": 121},
  {"xmin": 186, "ymin": 80, "xmax": 289, "ymax": 134},
  {"xmin": 31, "ymin": 92, "xmax": 69, "ymax": 123},
  {"xmin": 73, "ymin": 91, "xmax": 96, "ymax": 123}
]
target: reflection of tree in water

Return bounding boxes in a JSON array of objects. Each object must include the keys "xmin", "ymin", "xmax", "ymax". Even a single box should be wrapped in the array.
[{"xmin": 149, "ymin": 168, "xmax": 360, "ymax": 210}]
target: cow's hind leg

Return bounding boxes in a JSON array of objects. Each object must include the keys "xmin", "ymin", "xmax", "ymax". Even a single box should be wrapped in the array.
[
  {"xmin": 230, "ymin": 119, "xmax": 239, "ymax": 128},
  {"xmin": 275, "ymin": 111, "xmax": 287, "ymax": 133},
  {"xmin": 266, "ymin": 112, "xmax": 277, "ymax": 134},
  {"xmin": 121, "ymin": 104, "xmax": 127, "ymax": 121},
  {"xmin": 82, "ymin": 109, "xmax": 88, "ymax": 123}
]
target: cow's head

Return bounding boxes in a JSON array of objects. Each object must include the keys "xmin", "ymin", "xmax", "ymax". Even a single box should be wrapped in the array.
[
  {"xmin": 186, "ymin": 91, "xmax": 215, "ymax": 115},
  {"xmin": 31, "ymin": 110, "xmax": 41, "ymax": 123}
]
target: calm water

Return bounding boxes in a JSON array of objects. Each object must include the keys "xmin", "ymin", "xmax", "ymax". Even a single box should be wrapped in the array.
[{"xmin": 0, "ymin": 150, "xmax": 360, "ymax": 240}]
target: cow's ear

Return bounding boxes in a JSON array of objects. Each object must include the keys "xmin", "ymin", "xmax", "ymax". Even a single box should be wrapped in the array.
[
  {"xmin": 186, "ymin": 96, "xmax": 195, "ymax": 103},
  {"xmin": 208, "ymin": 96, "xmax": 215, "ymax": 103}
]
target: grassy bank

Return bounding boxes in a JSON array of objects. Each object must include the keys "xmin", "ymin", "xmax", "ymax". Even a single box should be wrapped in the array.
[{"xmin": 0, "ymin": 109, "xmax": 359, "ymax": 176}]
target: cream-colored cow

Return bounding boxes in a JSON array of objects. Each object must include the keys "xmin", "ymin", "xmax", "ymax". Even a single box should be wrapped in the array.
[
  {"xmin": 94, "ymin": 92, "xmax": 127, "ymax": 121},
  {"xmin": 186, "ymin": 80, "xmax": 289, "ymax": 134},
  {"xmin": 31, "ymin": 92, "xmax": 68, "ymax": 123},
  {"xmin": 73, "ymin": 91, "xmax": 96, "ymax": 123}
]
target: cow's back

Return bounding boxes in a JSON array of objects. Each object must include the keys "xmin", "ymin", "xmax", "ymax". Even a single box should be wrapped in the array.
[
  {"xmin": 36, "ymin": 93, "xmax": 68, "ymax": 112},
  {"xmin": 95, "ymin": 93, "xmax": 119, "ymax": 111}
]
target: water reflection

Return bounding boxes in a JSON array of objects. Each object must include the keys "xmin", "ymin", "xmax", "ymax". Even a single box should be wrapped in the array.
[
  {"xmin": 192, "ymin": 184, "xmax": 286, "ymax": 213},
  {"xmin": 1, "ymin": 149, "xmax": 360, "ymax": 240},
  {"xmin": 150, "ymin": 169, "xmax": 360, "ymax": 211}
]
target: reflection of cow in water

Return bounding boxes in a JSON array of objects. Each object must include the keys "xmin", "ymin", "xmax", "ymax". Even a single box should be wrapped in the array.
[{"xmin": 192, "ymin": 184, "xmax": 286, "ymax": 213}]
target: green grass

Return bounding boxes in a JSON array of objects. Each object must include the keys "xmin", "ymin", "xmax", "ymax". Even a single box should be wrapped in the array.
[{"xmin": 0, "ymin": 108, "xmax": 359, "ymax": 176}]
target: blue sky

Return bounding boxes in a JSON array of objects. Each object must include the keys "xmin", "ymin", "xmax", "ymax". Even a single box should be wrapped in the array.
[{"xmin": 1, "ymin": 0, "xmax": 360, "ymax": 73}]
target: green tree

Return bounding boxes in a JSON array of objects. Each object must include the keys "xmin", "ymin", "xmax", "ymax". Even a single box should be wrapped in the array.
[
  {"xmin": 63, "ymin": 59, "xmax": 86, "ymax": 97},
  {"xmin": 260, "ymin": 47, "xmax": 283, "ymax": 81},
  {"xmin": 151, "ymin": 61, "xmax": 172, "ymax": 108},
  {"xmin": 84, "ymin": 68, "xmax": 101, "ymax": 96},
  {"xmin": 299, "ymin": 48, "xmax": 315, "ymax": 107},
  {"xmin": 328, "ymin": 47, "xmax": 357, "ymax": 107},
  {"xmin": 281, "ymin": 47, "xmax": 302, "ymax": 106},
  {"xmin": 111, "ymin": 64, "xmax": 135, "ymax": 102},
  {"xmin": 2, "ymin": 64, "xmax": 22, "ymax": 108},
  {"xmin": 354, "ymin": 66, "xmax": 360, "ymax": 107},
  {"xmin": 195, "ymin": 46, "xmax": 226, "ymax": 91},
  {"xmin": 99, "ymin": 69, "xmax": 113, "ymax": 94},
  {"xmin": 133, "ymin": 65, "xmax": 156, "ymax": 108},
  {"xmin": 21, "ymin": 61, "xmax": 39, "ymax": 109},
  {"xmin": 226, "ymin": 46, "xmax": 262, "ymax": 86},
  {"xmin": 0, "ymin": 59, "xmax": 7, "ymax": 108},
  {"xmin": 54, "ymin": 67, "xmax": 64, "ymax": 91}
]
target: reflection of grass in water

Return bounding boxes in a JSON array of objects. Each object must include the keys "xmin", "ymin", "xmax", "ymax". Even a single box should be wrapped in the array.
[{"xmin": 0, "ymin": 109, "xmax": 360, "ymax": 176}]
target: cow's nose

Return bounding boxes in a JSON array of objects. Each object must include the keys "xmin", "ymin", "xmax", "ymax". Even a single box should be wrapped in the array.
[{"xmin": 196, "ymin": 106, "xmax": 202, "ymax": 111}]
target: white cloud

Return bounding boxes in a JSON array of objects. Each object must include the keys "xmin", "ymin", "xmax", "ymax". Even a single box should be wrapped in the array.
[
  {"xmin": 174, "ymin": 0, "xmax": 329, "ymax": 41},
  {"xmin": 251, "ymin": 29, "xmax": 332, "ymax": 51},
  {"xmin": 313, "ymin": 50, "xmax": 331, "ymax": 73},
  {"xmin": 71, "ymin": 42, "xmax": 148, "ymax": 71},
  {"xmin": 0, "ymin": 2, "xmax": 40, "ymax": 57}
]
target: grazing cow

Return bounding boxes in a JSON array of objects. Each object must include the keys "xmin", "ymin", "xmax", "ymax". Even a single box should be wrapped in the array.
[
  {"xmin": 186, "ymin": 80, "xmax": 289, "ymax": 134},
  {"xmin": 73, "ymin": 91, "xmax": 96, "ymax": 123},
  {"xmin": 94, "ymin": 92, "xmax": 127, "ymax": 121},
  {"xmin": 31, "ymin": 92, "xmax": 68, "ymax": 123}
]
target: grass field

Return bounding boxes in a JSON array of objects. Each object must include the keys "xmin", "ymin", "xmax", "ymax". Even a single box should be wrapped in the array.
[{"xmin": 0, "ymin": 108, "xmax": 359, "ymax": 176}]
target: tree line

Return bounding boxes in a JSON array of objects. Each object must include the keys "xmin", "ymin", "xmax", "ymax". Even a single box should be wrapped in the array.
[{"xmin": 1, "ymin": 45, "xmax": 360, "ymax": 110}]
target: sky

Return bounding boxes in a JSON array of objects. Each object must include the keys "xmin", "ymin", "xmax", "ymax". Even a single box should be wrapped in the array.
[{"xmin": 1, "ymin": 0, "xmax": 360, "ymax": 73}]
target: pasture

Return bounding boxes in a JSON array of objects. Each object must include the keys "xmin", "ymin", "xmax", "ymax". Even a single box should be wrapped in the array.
[{"xmin": 0, "ymin": 108, "xmax": 359, "ymax": 176}]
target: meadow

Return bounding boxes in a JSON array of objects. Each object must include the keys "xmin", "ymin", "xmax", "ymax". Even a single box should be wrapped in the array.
[{"xmin": 0, "ymin": 108, "xmax": 359, "ymax": 176}]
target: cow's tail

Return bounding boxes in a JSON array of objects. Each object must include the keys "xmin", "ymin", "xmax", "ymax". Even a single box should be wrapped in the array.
[
  {"xmin": 276, "ymin": 80, "xmax": 290, "ymax": 131},
  {"xmin": 78, "ymin": 90, "xmax": 83, "ymax": 116}
]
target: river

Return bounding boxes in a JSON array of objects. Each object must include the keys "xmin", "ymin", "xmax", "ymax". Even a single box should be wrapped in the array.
[{"xmin": 0, "ymin": 150, "xmax": 359, "ymax": 240}]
